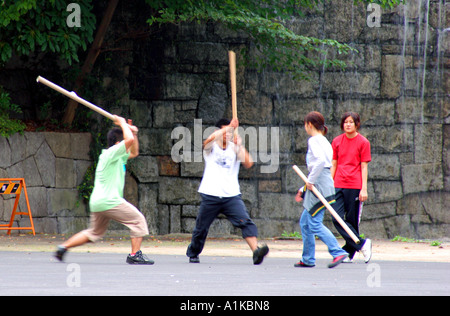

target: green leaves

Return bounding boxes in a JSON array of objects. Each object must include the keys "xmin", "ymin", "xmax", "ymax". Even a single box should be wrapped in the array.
[
  {"xmin": 146, "ymin": 0, "xmax": 361, "ymax": 79},
  {"xmin": 0, "ymin": 87, "xmax": 26, "ymax": 137},
  {"xmin": 145, "ymin": 0, "xmax": 401, "ymax": 80},
  {"xmin": 0, "ymin": 0, "xmax": 95, "ymax": 65}
]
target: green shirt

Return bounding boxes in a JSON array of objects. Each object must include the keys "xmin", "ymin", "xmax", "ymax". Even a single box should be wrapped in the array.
[{"xmin": 89, "ymin": 141, "xmax": 130, "ymax": 212}]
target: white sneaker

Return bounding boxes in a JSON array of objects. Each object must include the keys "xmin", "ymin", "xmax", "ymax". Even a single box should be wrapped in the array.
[
  {"xmin": 361, "ymin": 239, "xmax": 372, "ymax": 263},
  {"xmin": 343, "ymin": 257, "xmax": 353, "ymax": 263}
]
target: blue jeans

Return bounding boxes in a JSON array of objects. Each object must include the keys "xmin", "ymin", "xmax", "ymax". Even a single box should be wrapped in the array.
[{"xmin": 300, "ymin": 209, "xmax": 347, "ymax": 265}]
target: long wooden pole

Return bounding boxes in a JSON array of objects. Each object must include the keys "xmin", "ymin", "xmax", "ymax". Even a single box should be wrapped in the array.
[
  {"xmin": 228, "ymin": 51, "xmax": 238, "ymax": 140},
  {"xmin": 228, "ymin": 51, "xmax": 237, "ymax": 120},
  {"xmin": 36, "ymin": 76, "xmax": 115, "ymax": 121},
  {"xmin": 292, "ymin": 165, "xmax": 360, "ymax": 244}
]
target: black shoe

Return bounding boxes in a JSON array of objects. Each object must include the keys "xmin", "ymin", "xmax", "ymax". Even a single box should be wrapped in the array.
[
  {"xmin": 55, "ymin": 245, "xmax": 67, "ymax": 262},
  {"xmin": 294, "ymin": 260, "xmax": 315, "ymax": 268},
  {"xmin": 126, "ymin": 250, "xmax": 154, "ymax": 265},
  {"xmin": 253, "ymin": 244, "xmax": 269, "ymax": 265},
  {"xmin": 189, "ymin": 256, "xmax": 200, "ymax": 263}
]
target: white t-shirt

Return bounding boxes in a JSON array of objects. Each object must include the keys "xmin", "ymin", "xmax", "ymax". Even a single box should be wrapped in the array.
[
  {"xmin": 306, "ymin": 134, "xmax": 332, "ymax": 185},
  {"xmin": 198, "ymin": 142, "xmax": 241, "ymax": 197}
]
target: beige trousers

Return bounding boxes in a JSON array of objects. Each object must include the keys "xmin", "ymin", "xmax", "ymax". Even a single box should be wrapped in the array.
[{"xmin": 81, "ymin": 202, "xmax": 149, "ymax": 242}]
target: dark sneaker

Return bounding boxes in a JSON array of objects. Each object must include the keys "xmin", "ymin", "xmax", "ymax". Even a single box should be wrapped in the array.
[
  {"xmin": 253, "ymin": 244, "xmax": 269, "ymax": 265},
  {"xmin": 55, "ymin": 245, "xmax": 67, "ymax": 262},
  {"xmin": 294, "ymin": 260, "xmax": 315, "ymax": 268},
  {"xmin": 189, "ymin": 256, "xmax": 200, "ymax": 263},
  {"xmin": 328, "ymin": 254, "xmax": 347, "ymax": 268},
  {"xmin": 126, "ymin": 250, "xmax": 154, "ymax": 265}
]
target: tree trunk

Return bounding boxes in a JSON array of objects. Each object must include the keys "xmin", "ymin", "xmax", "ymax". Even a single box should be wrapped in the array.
[{"xmin": 62, "ymin": 0, "xmax": 119, "ymax": 125}]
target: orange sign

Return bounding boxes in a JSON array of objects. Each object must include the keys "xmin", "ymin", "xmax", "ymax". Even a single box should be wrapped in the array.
[{"xmin": 0, "ymin": 179, "xmax": 35, "ymax": 235}]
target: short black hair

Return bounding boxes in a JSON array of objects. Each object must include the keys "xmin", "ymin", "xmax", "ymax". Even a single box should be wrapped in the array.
[
  {"xmin": 340, "ymin": 112, "xmax": 361, "ymax": 131},
  {"xmin": 215, "ymin": 118, "xmax": 230, "ymax": 128},
  {"xmin": 107, "ymin": 128, "xmax": 123, "ymax": 148}
]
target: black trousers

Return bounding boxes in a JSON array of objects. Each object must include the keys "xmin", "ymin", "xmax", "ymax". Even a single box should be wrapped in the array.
[
  {"xmin": 186, "ymin": 194, "xmax": 258, "ymax": 258},
  {"xmin": 331, "ymin": 188, "xmax": 366, "ymax": 257}
]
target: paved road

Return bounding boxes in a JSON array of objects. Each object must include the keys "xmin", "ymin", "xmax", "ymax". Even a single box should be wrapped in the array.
[{"xmin": 0, "ymin": 251, "xmax": 448, "ymax": 298}]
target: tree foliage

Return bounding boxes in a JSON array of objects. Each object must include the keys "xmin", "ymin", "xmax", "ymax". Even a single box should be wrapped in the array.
[
  {"xmin": 0, "ymin": 0, "xmax": 404, "ymax": 134},
  {"xmin": 146, "ymin": 0, "xmax": 403, "ymax": 79},
  {"xmin": 0, "ymin": 86, "xmax": 26, "ymax": 137},
  {"xmin": 0, "ymin": 0, "xmax": 96, "ymax": 65}
]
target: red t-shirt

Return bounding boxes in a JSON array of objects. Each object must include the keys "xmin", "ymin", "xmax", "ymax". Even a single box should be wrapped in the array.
[{"xmin": 332, "ymin": 133, "xmax": 371, "ymax": 189}]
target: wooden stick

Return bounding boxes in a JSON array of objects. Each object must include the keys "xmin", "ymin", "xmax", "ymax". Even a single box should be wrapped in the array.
[
  {"xmin": 36, "ymin": 76, "xmax": 115, "ymax": 121},
  {"xmin": 292, "ymin": 165, "xmax": 360, "ymax": 244},
  {"xmin": 228, "ymin": 51, "xmax": 237, "ymax": 120},
  {"xmin": 228, "ymin": 51, "xmax": 239, "ymax": 140}
]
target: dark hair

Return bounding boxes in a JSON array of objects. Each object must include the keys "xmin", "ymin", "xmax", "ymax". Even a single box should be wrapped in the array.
[
  {"xmin": 304, "ymin": 111, "xmax": 328, "ymax": 135},
  {"xmin": 215, "ymin": 118, "xmax": 231, "ymax": 129},
  {"xmin": 340, "ymin": 112, "xmax": 361, "ymax": 131},
  {"xmin": 107, "ymin": 128, "xmax": 123, "ymax": 148}
]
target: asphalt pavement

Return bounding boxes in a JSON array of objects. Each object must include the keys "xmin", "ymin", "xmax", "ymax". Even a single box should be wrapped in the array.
[{"xmin": 0, "ymin": 250, "xmax": 448, "ymax": 298}]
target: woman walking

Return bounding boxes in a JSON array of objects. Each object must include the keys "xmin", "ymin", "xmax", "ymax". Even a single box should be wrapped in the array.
[{"xmin": 294, "ymin": 111, "xmax": 348, "ymax": 268}]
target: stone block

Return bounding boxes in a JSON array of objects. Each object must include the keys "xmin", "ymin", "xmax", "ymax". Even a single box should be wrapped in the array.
[
  {"xmin": 181, "ymin": 161, "xmax": 203, "ymax": 177},
  {"xmin": 138, "ymin": 128, "xmax": 172, "ymax": 155},
  {"xmin": 369, "ymin": 154, "xmax": 400, "ymax": 180},
  {"xmin": 335, "ymin": 99, "xmax": 395, "ymax": 126},
  {"xmin": 372, "ymin": 181, "xmax": 403, "ymax": 203},
  {"xmin": 258, "ymin": 180, "xmax": 282, "ymax": 193},
  {"xmin": 402, "ymin": 163, "xmax": 444, "ymax": 195},
  {"xmin": 47, "ymin": 189, "xmax": 86, "ymax": 216},
  {"xmin": 257, "ymin": 193, "xmax": 300, "ymax": 221},
  {"xmin": 397, "ymin": 192, "xmax": 450, "ymax": 224},
  {"xmin": 363, "ymin": 125, "xmax": 413, "ymax": 153},
  {"xmin": 381, "ymin": 55, "xmax": 407, "ymax": 98},
  {"xmin": 44, "ymin": 133, "xmax": 71, "ymax": 158},
  {"xmin": 128, "ymin": 155, "xmax": 159, "ymax": 183},
  {"xmin": 163, "ymin": 73, "xmax": 205, "ymax": 100},
  {"xmin": 322, "ymin": 72, "xmax": 380, "ymax": 97},
  {"xmin": 35, "ymin": 141, "xmax": 56, "ymax": 187},
  {"xmin": 276, "ymin": 98, "xmax": 333, "ymax": 125},
  {"xmin": 362, "ymin": 202, "xmax": 396, "ymax": 220},
  {"xmin": 25, "ymin": 132, "xmax": 45, "ymax": 157},
  {"xmin": 197, "ymin": 81, "xmax": 228, "ymax": 125},
  {"xmin": 55, "ymin": 158, "xmax": 76, "ymax": 189},
  {"xmin": 158, "ymin": 156, "xmax": 180, "ymax": 176},
  {"xmin": 414, "ymin": 124, "xmax": 443, "ymax": 164},
  {"xmin": 7, "ymin": 157, "xmax": 42, "ymax": 187},
  {"xmin": 7, "ymin": 132, "xmax": 27, "ymax": 165},
  {"xmin": 130, "ymin": 100, "xmax": 152, "ymax": 127},
  {"xmin": 153, "ymin": 101, "xmax": 175, "ymax": 128},
  {"xmin": 159, "ymin": 177, "xmax": 201, "ymax": 205},
  {"xmin": 396, "ymin": 97, "xmax": 444, "ymax": 123},
  {"xmin": 138, "ymin": 184, "xmax": 159, "ymax": 234},
  {"xmin": 178, "ymin": 42, "xmax": 228, "ymax": 64},
  {"xmin": 18, "ymin": 186, "xmax": 48, "ymax": 217},
  {"xmin": 170, "ymin": 205, "xmax": 181, "ymax": 233},
  {"xmin": 70, "ymin": 133, "xmax": 92, "ymax": 160},
  {"xmin": 0, "ymin": 137, "xmax": 11, "ymax": 168},
  {"xmin": 237, "ymin": 90, "xmax": 273, "ymax": 125}
]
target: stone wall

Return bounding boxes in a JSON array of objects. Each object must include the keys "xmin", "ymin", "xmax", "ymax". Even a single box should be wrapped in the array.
[
  {"xmin": 1, "ymin": 0, "xmax": 448, "ymax": 240},
  {"xmin": 0, "ymin": 132, "xmax": 92, "ymax": 234}
]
